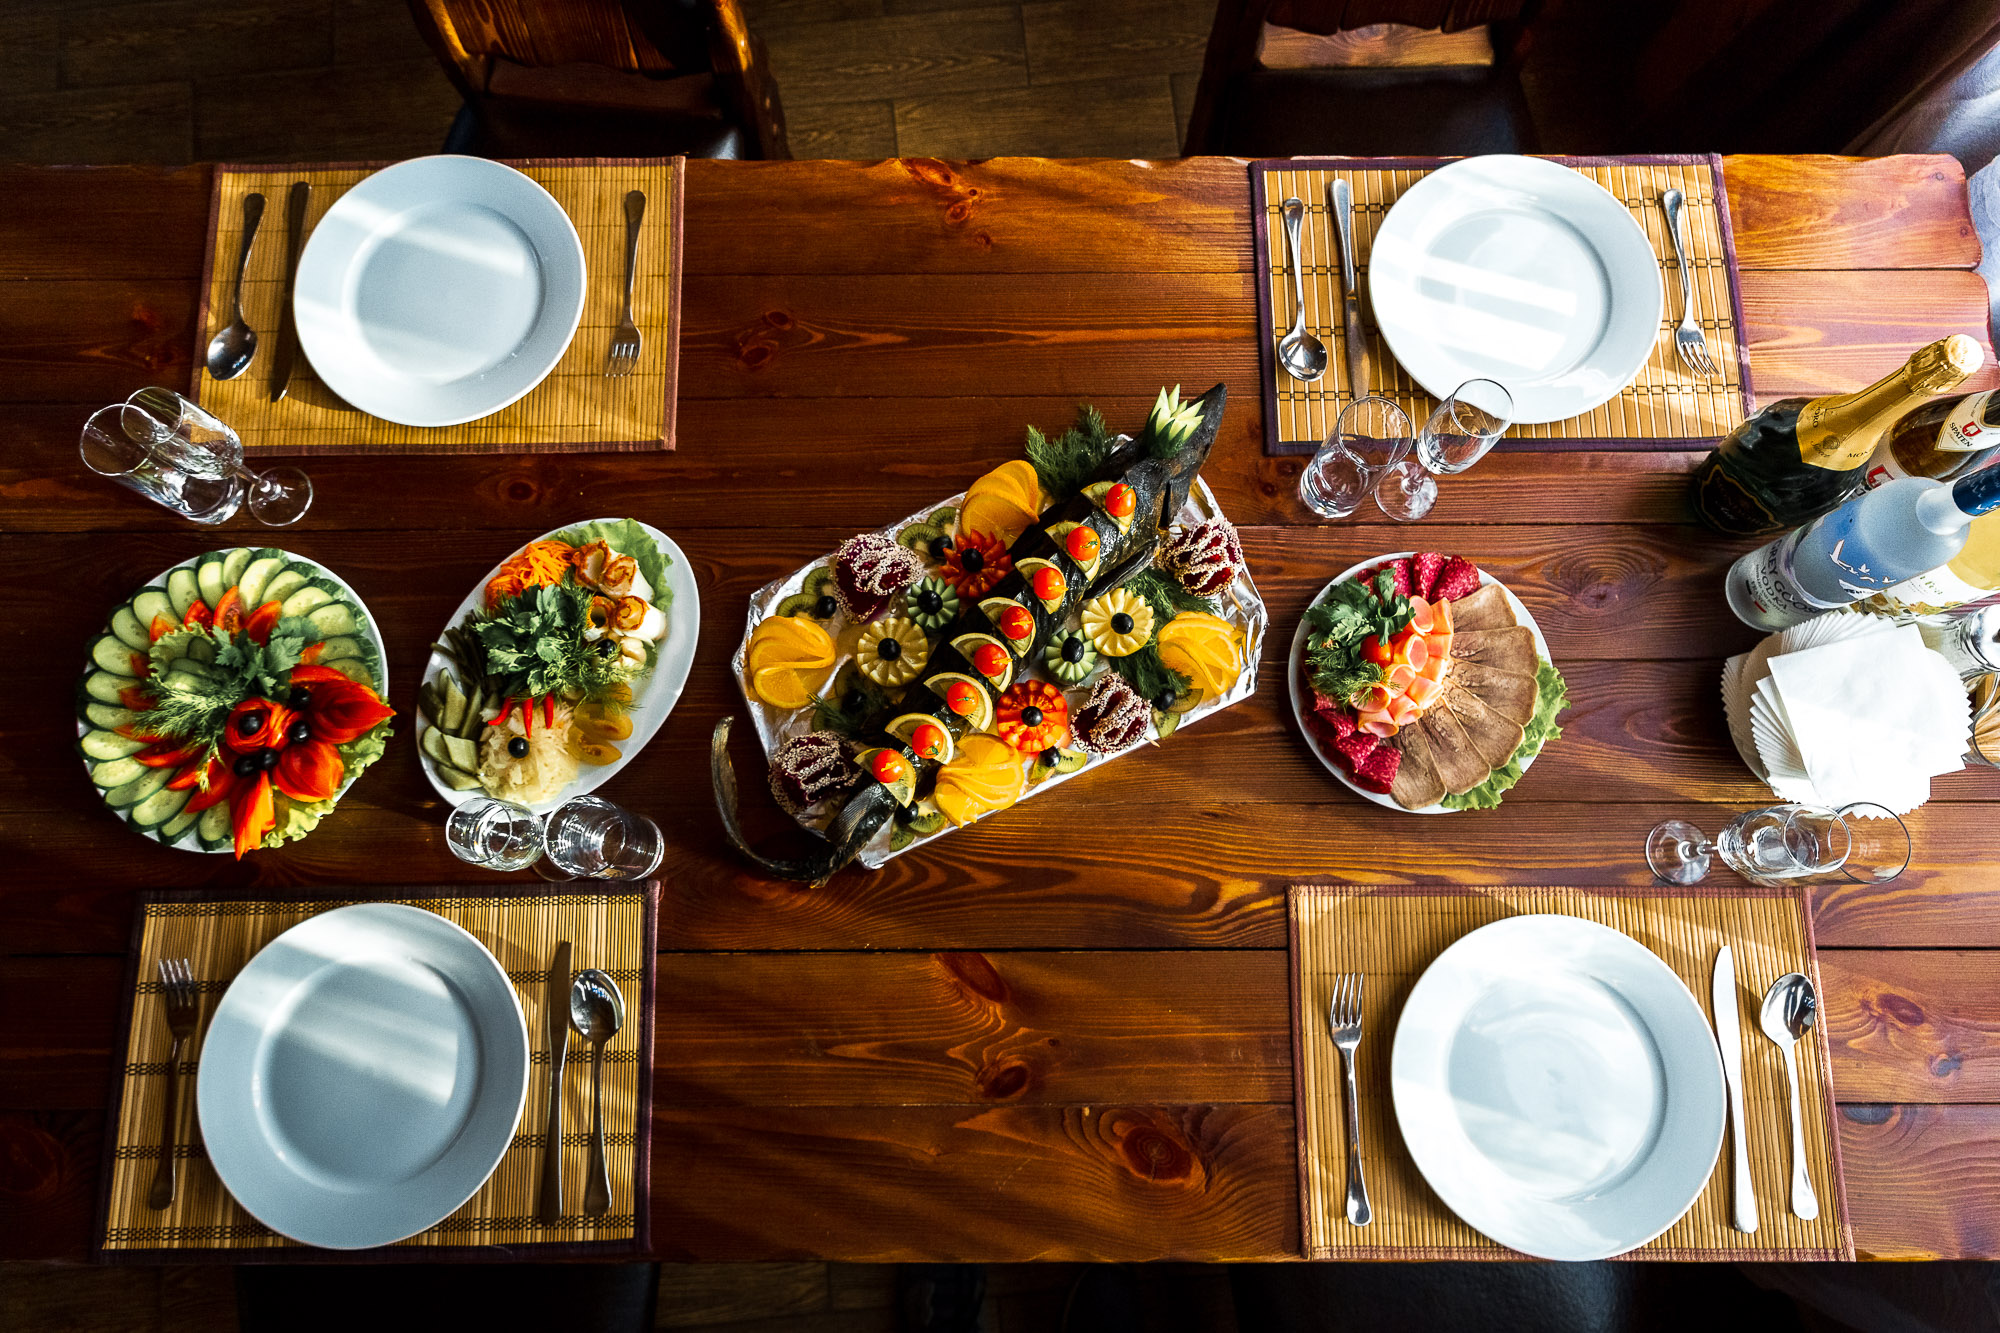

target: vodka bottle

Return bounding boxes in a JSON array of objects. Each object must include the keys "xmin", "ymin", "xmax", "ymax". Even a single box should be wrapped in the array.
[{"xmin": 1726, "ymin": 466, "xmax": 2000, "ymax": 631}]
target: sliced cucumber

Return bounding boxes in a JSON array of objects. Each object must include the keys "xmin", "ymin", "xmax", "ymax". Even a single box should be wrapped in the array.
[
  {"xmin": 131, "ymin": 588, "xmax": 174, "ymax": 633},
  {"xmin": 195, "ymin": 557, "xmax": 228, "ymax": 609},
  {"xmin": 128, "ymin": 782, "xmax": 193, "ymax": 831},
  {"xmin": 305, "ymin": 601, "xmax": 359, "ymax": 638},
  {"xmin": 183, "ymin": 637, "xmax": 216, "ymax": 665},
  {"xmin": 280, "ymin": 584, "xmax": 333, "ymax": 619},
  {"xmin": 220, "ymin": 547, "xmax": 254, "ymax": 590},
  {"xmin": 91, "ymin": 755, "xmax": 147, "ymax": 790},
  {"xmin": 440, "ymin": 675, "xmax": 468, "ymax": 732},
  {"xmin": 84, "ymin": 671, "xmax": 134, "ymax": 705},
  {"xmin": 81, "ymin": 728, "xmax": 148, "ymax": 761},
  {"xmin": 166, "ymin": 567, "xmax": 201, "ymax": 618},
  {"xmin": 315, "ymin": 635, "xmax": 365, "ymax": 663},
  {"xmin": 85, "ymin": 702, "xmax": 142, "ymax": 730},
  {"xmin": 163, "ymin": 667, "xmax": 215, "ymax": 694},
  {"xmin": 105, "ymin": 765, "xmax": 171, "ymax": 810},
  {"xmin": 437, "ymin": 765, "xmax": 483, "ymax": 792},
  {"xmin": 160, "ymin": 801, "xmax": 203, "ymax": 842},
  {"xmin": 260, "ymin": 569, "xmax": 308, "ymax": 606},
  {"xmin": 320, "ymin": 657, "xmax": 372, "ymax": 685},
  {"xmin": 110, "ymin": 606, "xmax": 151, "ymax": 651},
  {"xmin": 91, "ymin": 634, "xmax": 139, "ymax": 676},
  {"xmin": 237, "ymin": 555, "xmax": 286, "ymax": 609},
  {"xmin": 420, "ymin": 726, "xmax": 458, "ymax": 770},
  {"xmin": 195, "ymin": 802, "xmax": 232, "ymax": 851},
  {"xmin": 442, "ymin": 734, "xmax": 479, "ymax": 772}
]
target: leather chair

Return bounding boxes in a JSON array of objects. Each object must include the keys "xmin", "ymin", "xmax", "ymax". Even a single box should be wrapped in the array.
[
  {"xmin": 407, "ymin": 0, "xmax": 788, "ymax": 160},
  {"xmin": 1182, "ymin": 0, "xmax": 1538, "ymax": 157}
]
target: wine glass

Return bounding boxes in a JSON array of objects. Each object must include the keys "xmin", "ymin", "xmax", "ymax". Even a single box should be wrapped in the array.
[
  {"xmin": 1646, "ymin": 803, "xmax": 1909, "ymax": 886},
  {"xmin": 1374, "ymin": 379, "xmax": 1515, "ymax": 522},
  {"xmin": 1298, "ymin": 396, "xmax": 1413, "ymax": 519},
  {"xmin": 80, "ymin": 388, "xmax": 312, "ymax": 525}
]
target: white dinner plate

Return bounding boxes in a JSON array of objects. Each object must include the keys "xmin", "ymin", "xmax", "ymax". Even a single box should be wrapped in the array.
[
  {"xmin": 197, "ymin": 903, "xmax": 529, "ymax": 1249},
  {"xmin": 1369, "ymin": 155, "xmax": 1663, "ymax": 425},
  {"xmin": 1287, "ymin": 553, "xmax": 1550, "ymax": 814},
  {"xmin": 420, "ymin": 519, "xmax": 701, "ymax": 813},
  {"xmin": 294, "ymin": 155, "xmax": 586, "ymax": 427},
  {"xmin": 1390, "ymin": 915, "xmax": 1726, "ymax": 1260}
]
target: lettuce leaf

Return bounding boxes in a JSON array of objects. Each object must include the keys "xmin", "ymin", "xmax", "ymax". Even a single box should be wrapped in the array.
[
  {"xmin": 1441, "ymin": 659, "xmax": 1569, "ymax": 811},
  {"xmin": 562, "ymin": 517, "xmax": 672, "ymax": 608},
  {"xmin": 265, "ymin": 720, "xmax": 395, "ymax": 848}
]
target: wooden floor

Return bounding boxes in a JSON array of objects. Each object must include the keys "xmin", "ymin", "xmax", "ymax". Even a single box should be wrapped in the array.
[
  {"xmin": 0, "ymin": 1259, "xmax": 1241, "ymax": 1331},
  {"xmin": 0, "ymin": 0, "xmax": 1214, "ymax": 165}
]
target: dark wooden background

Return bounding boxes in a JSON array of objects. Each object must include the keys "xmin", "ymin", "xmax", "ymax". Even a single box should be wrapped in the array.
[{"xmin": 1, "ymin": 153, "xmax": 1998, "ymax": 1264}]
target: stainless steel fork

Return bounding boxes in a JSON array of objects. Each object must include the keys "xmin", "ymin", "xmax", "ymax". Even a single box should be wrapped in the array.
[
  {"xmin": 1328, "ymin": 972, "xmax": 1372, "ymax": 1226},
  {"xmin": 605, "ymin": 189, "xmax": 646, "ymax": 378},
  {"xmin": 148, "ymin": 958, "xmax": 200, "ymax": 1210},
  {"xmin": 1661, "ymin": 189, "xmax": 1716, "ymax": 379}
]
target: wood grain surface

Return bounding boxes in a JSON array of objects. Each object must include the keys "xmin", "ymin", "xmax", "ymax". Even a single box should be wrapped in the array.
[{"xmin": 1, "ymin": 153, "xmax": 1997, "ymax": 1262}]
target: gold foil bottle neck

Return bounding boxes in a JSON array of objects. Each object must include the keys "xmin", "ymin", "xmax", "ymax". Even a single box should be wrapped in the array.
[{"xmin": 1908, "ymin": 334, "xmax": 1985, "ymax": 394}]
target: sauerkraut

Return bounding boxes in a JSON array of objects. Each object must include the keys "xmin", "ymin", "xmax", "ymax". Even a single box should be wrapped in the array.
[{"xmin": 478, "ymin": 700, "xmax": 581, "ymax": 804}]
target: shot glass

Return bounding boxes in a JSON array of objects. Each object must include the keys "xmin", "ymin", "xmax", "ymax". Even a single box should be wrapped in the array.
[
  {"xmin": 445, "ymin": 798, "xmax": 545, "ymax": 872},
  {"xmin": 542, "ymin": 795, "xmax": 664, "ymax": 881}
]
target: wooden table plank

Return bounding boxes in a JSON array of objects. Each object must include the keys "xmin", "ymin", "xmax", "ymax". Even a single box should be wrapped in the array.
[
  {"xmin": 1842, "ymin": 1105, "xmax": 2000, "ymax": 1259},
  {"xmin": 1721, "ymin": 154, "xmax": 1982, "ymax": 272}
]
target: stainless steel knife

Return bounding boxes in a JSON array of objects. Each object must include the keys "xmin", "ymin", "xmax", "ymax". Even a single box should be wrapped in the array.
[
  {"xmin": 536, "ymin": 939, "xmax": 573, "ymax": 1223},
  {"xmin": 269, "ymin": 181, "xmax": 309, "ymax": 402},
  {"xmin": 1328, "ymin": 178, "xmax": 1368, "ymax": 398},
  {"xmin": 1712, "ymin": 945, "xmax": 1758, "ymax": 1233}
]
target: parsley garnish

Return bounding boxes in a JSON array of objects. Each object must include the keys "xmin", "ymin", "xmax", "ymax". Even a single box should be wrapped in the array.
[
  {"xmin": 1302, "ymin": 570, "xmax": 1414, "ymax": 706},
  {"xmin": 471, "ymin": 578, "xmax": 630, "ymax": 699}
]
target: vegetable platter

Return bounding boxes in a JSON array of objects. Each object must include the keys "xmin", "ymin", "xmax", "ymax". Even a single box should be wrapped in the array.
[
  {"xmin": 1290, "ymin": 551, "xmax": 1569, "ymax": 813},
  {"xmin": 713, "ymin": 386, "xmax": 1264, "ymax": 879},
  {"xmin": 75, "ymin": 547, "xmax": 393, "ymax": 856},
  {"xmin": 417, "ymin": 518, "xmax": 699, "ymax": 812}
]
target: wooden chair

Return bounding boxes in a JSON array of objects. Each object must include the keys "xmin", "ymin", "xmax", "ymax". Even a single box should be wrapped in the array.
[
  {"xmin": 1181, "ymin": 0, "xmax": 1537, "ymax": 158},
  {"xmin": 407, "ymin": 0, "xmax": 788, "ymax": 160}
]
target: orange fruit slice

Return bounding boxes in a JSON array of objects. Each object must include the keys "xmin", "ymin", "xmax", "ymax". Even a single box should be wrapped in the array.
[
  {"xmin": 1155, "ymin": 612, "xmax": 1244, "ymax": 695},
  {"xmin": 934, "ymin": 734, "xmax": 1026, "ymax": 825},
  {"xmin": 960, "ymin": 460, "xmax": 1042, "ymax": 543},
  {"xmin": 751, "ymin": 664, "xmax": 825, "ymax": 710}
]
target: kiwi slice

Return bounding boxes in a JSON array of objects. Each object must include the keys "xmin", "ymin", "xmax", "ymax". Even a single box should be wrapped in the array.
[
  {"xmin": 1027, "ymin": 748, "xmax": 1089, "ymax": 787},
  {"xmin": 1152, "ymin": 709, "xmax": 1181, "ymax": 740}
]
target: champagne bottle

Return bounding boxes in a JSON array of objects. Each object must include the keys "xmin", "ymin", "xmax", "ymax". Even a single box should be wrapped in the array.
[
  {"xmin": 1691, "ymin": 334, "xmax": 1982, "ymax": 536},
  {"xmin": 1726, "ymin": 466, "xmax": 2000, "ymax": 630},
  {"xmin": 1861, "ymin": 389, "xmax": 2000, "ymax": 487},
  {"xmin": 1864, "ymin": 508, "xmax": 2000, "ymax": 614}
]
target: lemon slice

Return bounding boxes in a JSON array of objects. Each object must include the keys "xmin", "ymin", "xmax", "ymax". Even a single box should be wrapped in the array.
[
  {"xmin": 856, "ymin": 747, "xmax": 918, "ymax": 806},
  {"xmin": 926, "ymin": 672, "xmax": 995, "ymax": 732},
  {"xmin": 751, "ymin": 664, "xmax": 817, "ymax": 710},
  {"xmin": 950, "ymin": 632, "xmax": 1015, "ymax": 691},
  {"xmin": 978, "ymin": 597, "xmax": 1037, "ymax": 657},
  {"xmin": 887, "ymin": 711, "xmax": 956, "ymax": 764},
  {"xmin": 1015, "ymin": 557, "xmax": 1067, "ymax": 613}
]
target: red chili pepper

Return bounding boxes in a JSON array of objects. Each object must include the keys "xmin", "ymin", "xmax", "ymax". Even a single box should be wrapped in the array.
[
  {"xmin": 231, "ymin": 773, "xmax": 275, "ymax": 860},
  {"xmin": 522, "ymin": 697, "xmax": 534, "ymax": 739},
  {"xmin": 185, "ymin": 763, "xmax": 237, "ymax": 813},
  {"xmin": 243, "ymin": 600, "xmax": 283, "ymax": 645},
  {"xmin": 488, "ymin": 698, "xmax": 514, "ymax": 730},
  {"xmin": 148, "ymin": 614, "xmax": 177, "ymax": 642},
  {"xmin": 544, "ymin": 696, "xmax": 555, "ymax": 730},
  {"xmin": 182, "ymin": 599, "xmax": 212, "ymax": 629},
  {"xmin": 213, "ymin": 588, "xmax": 244, "ymax": 636}
]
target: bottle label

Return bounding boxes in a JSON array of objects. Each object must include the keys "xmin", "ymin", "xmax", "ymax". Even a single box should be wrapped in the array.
[
  {"xmin": 1863, "ymin": 449, "xmax": 1910, "ymax": 489},
  {"xmin": 1692, "ymin": 456, "xmax": 1786, "ymax": 535},
  {"xmin": 1731, "ymin": 527, "xmax": 1848, "ymax": 624},
  {"xmin": 1794, "ymin": 399, "xmax": 1844, "ymax": 468},
  {"xmin": 1883, "ymin": 563, "xmax": 1988, "ymax": 611},
  {"xmin": 1937, "ymin": 392, "xmax": 1996, "ymax": 452}
]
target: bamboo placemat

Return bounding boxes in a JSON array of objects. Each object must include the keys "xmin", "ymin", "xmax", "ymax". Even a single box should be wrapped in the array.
[
  {"xmin": 1252, "ymin": 155, "xmax": 1755, "ymax": 455},
  {"xmin": 1288, "ymin": 884, "xmax": 1851, "ymax": 1261},
  {"xmin": 191, "ymin": 158, "xmax": 684, "ymax": 455},
  {"xmin": 96, "ymin": 884, "xmax": 658, "ymax": 1262}
]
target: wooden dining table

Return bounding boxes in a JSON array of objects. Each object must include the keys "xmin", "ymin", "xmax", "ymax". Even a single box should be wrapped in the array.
[{"xmin": 2, "ymin": 152, "xmax": 1998, "ymax": 1265}]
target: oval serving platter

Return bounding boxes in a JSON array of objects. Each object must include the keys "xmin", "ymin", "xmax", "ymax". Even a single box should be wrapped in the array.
[
  {"xmin": 1287, "ymin": 552, "xmax": 1552, "ymax": 815},
  {"xmin": 418, "ymin": 519, "xmax": 700, "ymax": 812},
  {"xmin": 75, "ymin": 546, "xmax": 390, "ymax": 853}
]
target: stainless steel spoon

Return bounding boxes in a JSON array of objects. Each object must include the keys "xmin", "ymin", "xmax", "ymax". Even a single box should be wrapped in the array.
[
  {"xmin": 1277, "ymin": 197, "xmax": 1328, "ymax": 383},
  {"xmin": 569, "ymin": 968, "xmax": 626, "ymax": 1217},
  {"xmin": 206, "ymin": 192, "xmax": 265, "ymax": 381},
  {"xmin": 1759, "ymin": 972, "xmax": 1820, "ymax": 1220}
]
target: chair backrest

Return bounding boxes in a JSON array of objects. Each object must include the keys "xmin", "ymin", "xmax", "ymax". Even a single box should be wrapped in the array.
[
  {"xmin": 407, "ymin": 0, "xmax": 787, "ymax": 158},
  {"xmin": 1182, "ymin": 0, "xmax": 1531, "ymax": 153}
]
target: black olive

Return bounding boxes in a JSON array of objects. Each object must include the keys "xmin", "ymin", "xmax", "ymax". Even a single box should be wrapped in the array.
[
  {"xmin": 928, "ymin": 535, "xmax": 953, "ymax": 560},
  {"xmin": 287, "ymin": 720, "xmax": 313, "ymax": 745},
  {"xmin": 814, "ymin": 594, "xmax": 839, "ymax": 619},
  {"xmin": 508, "ymin": 736, "xmax": 530, "ymax": 758},
  {"xmin": 960, "ymin": 547, "xmax": 984, "ymax": 574},
  {"xmin": 917, "ymin": 589, "xmax": 943, "ymax": 615},
  {"xmin": 258, "ymin": 747, "xmax": 281, "ymax": 771},
  {"xmin": 596, "ymin": 638, "xmax": 618, "ymax": 658},
  {"xmin": 1040, "ymin": 748, "xmax": 1062, "ymax": 768},
  {"xmin": 232, "ymin": 752, "xmax": 260, "ymax": 777},
  {"xmin": 878, "ymin": 637, "xmax": 902, "ymax": 661},
  {"xmin": 1020, "ymin": 705, "xmax": 1044, "ymax": 727},
  {"xmin": 236, "ymin": 709, "xmax": 267, "ymax": 737},
  {"xmin": 894, "ymin": 802, "xmax": 918, "ymax": 825},
  {"xmin": 1153, "ymin": 690, "xmax": 1177, "ymax": 710},
  {"xmin": 1110, "ymin": 612, "xmax": 1134, "ymax": 634},
  {"xmin": 1061, "ymin": 637, "xmax": 1085, "ymax": 663},
  {"xmin": 287, "ymin": 687, "xmax": 310, "ymax": 709}
]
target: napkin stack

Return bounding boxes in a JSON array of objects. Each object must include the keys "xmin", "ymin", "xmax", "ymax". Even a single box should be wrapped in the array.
[{"xmin": 1722, "ymin": 613, "xmax": 1971, "ymax": 815}]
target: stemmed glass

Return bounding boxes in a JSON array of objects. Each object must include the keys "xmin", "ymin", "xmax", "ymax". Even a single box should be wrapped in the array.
[
  {"xmin": 1375, "ymin": 378, "xmax": 1514, "ymax": 522},
  {"xmin": 80, "ymin": 387, "xmax": 312, "ymax": 525},
  {"xmin": 1298, "ymin": 396, "xmax": 1414, "ymax": 519},
  {"xmin": 1647, "ymin": 803, "xmax": 1911, "ymax": 887}
]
